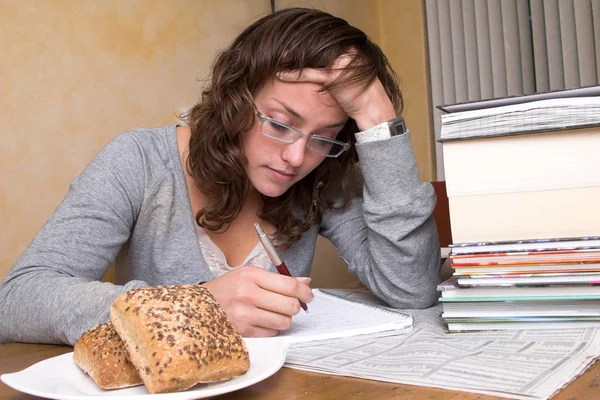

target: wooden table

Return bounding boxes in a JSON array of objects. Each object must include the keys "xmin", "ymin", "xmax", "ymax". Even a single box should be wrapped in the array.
[{"xmin": 2, "ymin": 342, "xmax": 600, "ymax": 399}]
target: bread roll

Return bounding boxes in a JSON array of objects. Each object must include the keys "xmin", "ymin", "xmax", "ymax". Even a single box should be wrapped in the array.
[
  {"xmin": 73, "ymin": 322, "xmax": 143, "ymax": 389},
  {"xmin": 110, "ymin": 285, "xmax": 250, "ymax": 393}
]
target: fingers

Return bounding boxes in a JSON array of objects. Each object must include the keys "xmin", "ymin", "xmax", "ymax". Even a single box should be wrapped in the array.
[
  {"xmin": 277, "ymin": 52, "xmax": 357, "ymax": 84},
  {"xmin": 296, "ymin": 277, "xmax": 311, "ymax": 285},
  {"xmin": 240, "ymin": 325, "xmax": 280, "ymax": 338},
  {"xmin": 251, "ymin": 269, "xmax": 314, "ymax": 306},
  {"xmin": 247, "ymin": 307, "xmax": 294, "ymax": 332},
  {"xmin": 226, "ymin": 300, "xmax": 293, "ymax": 335},
  {"xmin": 277, "ymin": 68, "xmax": 333, "ymax": 84},
  {"xmin": 204, "ymin": 266, "xmax": 313, "ymax": 337},
  {"xmin": 253, "ymin": 286, "xmax": 302, "ymax": 316}
]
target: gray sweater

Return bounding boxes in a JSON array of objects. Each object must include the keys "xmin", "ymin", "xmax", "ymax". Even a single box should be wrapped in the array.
[{"xmin": 0, "ymin": 125, "xmax": 440, "ymax": 345}]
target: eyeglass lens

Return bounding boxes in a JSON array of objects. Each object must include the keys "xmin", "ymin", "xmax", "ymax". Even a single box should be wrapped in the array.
[{"xmin": 261, "ymin": 120, "xmax": 345, "ymax": 157}]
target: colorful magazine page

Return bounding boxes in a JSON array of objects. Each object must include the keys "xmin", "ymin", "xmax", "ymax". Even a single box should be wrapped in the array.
[
  {"xmin": 452, "ymin": 263, "xmax": 600, "ymax": 275},
  {"xmin": 456, "ymin": 274, "xmax": 600, "ymax": 287},
  {"xmin": 451, "ymin": 251, "xmax": 600, "ymax": 266},
  {"xmin": 451, "ymin": 248, "xmax": 600, "ymax": 259},
  {"xmin": 440, "ymin": 285, "xmax": 600, "ymax": 298},
  {"xmin": 455, "ymin": 270, "xmax": 600, "ymax": 276},
  {"xmin": 441, "ymin": 300, "xmax": 600, "ymax": 318},
  {"xmin": 439, "ymin": 295, "xmax": 600, "ymax": 302},
  {"xmin": 444, "ymin": 316, "xmax": 600, "ymax": 323},
  {"xmin": 445, "ymin": 320, "xmax": 600, "ymax": 332},
  {"xmin": 450, "ymin": 236, "xmax": 600, "ymax": 252}
]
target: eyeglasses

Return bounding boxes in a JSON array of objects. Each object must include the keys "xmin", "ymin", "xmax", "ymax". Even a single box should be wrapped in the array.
[{"xmin": 255, "ymin": 110, "xmax": 350, "ymax": 158}]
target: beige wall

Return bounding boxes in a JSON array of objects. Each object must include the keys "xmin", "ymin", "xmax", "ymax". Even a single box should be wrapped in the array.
[
  {"xmin": 0, "ymin": 0, "xmax": 271, "ymax": 278},
  {"xmin": 379, "ymin": 0, "xmax": 435, "ymax": 181},
  {"xmin": 1, "ymin": 0, "xmax": 434, "ymax": 287}
]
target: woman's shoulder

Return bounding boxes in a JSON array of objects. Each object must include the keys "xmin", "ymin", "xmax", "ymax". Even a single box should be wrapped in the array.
[
  {"xmin": 93, "ymin": 125, "xmax": 178, "ymax": 167},
  {"xmin": 77, "ymin": 124, "xmax": 182, "ymax": 188},
  {"xmin": 108, "ymin": 125, "xmax": 177, "ymax": 156}
]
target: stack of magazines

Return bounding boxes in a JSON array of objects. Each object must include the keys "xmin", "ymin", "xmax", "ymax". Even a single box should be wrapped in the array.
[{"xmin": 438, "ymin": 237, "xmax": 600, "ymax": 332}]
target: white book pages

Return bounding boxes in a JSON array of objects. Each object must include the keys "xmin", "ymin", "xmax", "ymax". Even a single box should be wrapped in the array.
[
  {"xmin": 440, "ymin": 96, "xmax": 600, "ymax": 141},
  {"xmin": 446, "ymin": 320, "xmax": 600, "ymax": 331},
  {"xmin": 450, "ymin": 238, "xmax": 600, "ymax": 255},
  {"xmin": 452, "ymin": 263, "xmax": 600, "ymax": 274},
  {"xmin": 441, "ymin": 300, "xmax": 600, "ymax": 317},
  {"xmin": 438, "ymin": 85, "xmax": 600, "ymax": 114},
  {"xmin": 456, "ymin": 274, "xmax": 600, "ymax": 286},
  {"xmin": 448, "ymin": 187, "xmax": 600, "ymax": 243},
  {"xmin": 442, "ymin": 128, "xmax": 600, "ymax": 197},
  {"xmin": 440, "ymin": 285, "xmax": 600, "ymax": 298}
]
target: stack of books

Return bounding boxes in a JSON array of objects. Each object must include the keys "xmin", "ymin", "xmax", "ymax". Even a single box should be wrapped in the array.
[
  {"xmin": 439, "ymin": 237, "xmax": 600, "ymax": 332},
  {"xmin": 437, "ymin": 86, "xmax": 600, "ymax": 332}
]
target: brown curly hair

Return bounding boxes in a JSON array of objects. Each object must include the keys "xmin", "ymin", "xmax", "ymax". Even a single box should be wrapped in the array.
[{"xmin": 186, "ymin": 7, "xmax": 403, "ymax": 250}]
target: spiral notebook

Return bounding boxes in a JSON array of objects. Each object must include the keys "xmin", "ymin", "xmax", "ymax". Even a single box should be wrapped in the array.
[{"xmin": 279, "ymin": 289, "xmax": 413, "ymax": 343}]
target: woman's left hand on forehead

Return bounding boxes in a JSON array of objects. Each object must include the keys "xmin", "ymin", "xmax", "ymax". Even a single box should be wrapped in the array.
[{"xmin": 276, "ymin": 53, "xmax": 397, "ymax": 131}]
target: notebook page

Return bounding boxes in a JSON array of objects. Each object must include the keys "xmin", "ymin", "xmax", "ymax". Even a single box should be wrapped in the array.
[{"xmin": 278, "ymin": 289, "xmax": 413, "ymax": 344}]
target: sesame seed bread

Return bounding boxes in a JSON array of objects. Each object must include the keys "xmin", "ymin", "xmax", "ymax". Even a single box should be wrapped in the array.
[
  {"xmin": 110, "ymin": 285, "xmax": 250, "ymax": 394},
  {"xmin": 73, "ymin": 322, "xmax": 143, "ymax": 389}
]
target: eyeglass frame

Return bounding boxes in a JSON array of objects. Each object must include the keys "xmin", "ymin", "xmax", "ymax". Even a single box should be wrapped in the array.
[{"xmin": 255, "ymin": 110, "xmax": 351, "ymax": 158}]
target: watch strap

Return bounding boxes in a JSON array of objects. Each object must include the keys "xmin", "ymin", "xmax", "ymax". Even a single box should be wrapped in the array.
[{"xmin": 354, "ymin": 116, "xmax": 406, "ymax": 144}]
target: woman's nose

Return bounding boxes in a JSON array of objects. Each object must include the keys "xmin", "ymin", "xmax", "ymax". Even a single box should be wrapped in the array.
[{"xmin": 281, "ymin": 137, "xmax": 308, "ymax": 167}]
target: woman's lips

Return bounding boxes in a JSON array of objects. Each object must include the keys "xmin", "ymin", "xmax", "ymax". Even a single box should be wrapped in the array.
[{"xmin": 268, "ymin": 167, "xmax": 295, "ymax": 182}]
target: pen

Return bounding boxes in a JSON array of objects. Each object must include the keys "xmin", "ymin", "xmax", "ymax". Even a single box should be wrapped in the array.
[{"xmin": 254, "ymin": 223, "xmax": 309, "ymax": 313}]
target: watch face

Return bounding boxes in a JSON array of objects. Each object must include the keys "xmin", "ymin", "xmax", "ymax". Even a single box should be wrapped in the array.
[{"xmin": 390, "ymin": 117, "xmax": 406, "ymax": 136}]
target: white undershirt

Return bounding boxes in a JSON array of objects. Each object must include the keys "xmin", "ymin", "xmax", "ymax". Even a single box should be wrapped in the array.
[{"xmin": 195, "ymin": 225, "xmax": 273, "ymax": 278}]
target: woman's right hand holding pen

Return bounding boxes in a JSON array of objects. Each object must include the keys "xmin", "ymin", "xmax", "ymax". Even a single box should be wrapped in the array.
[{"xmin": 201, "ymin": 266, "xmax": 313, "ymax": 337}]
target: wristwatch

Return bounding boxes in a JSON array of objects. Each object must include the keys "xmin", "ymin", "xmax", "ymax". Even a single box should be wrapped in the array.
[
  {"xmin": 355, "ymin": 116, "xmax": 408, "ymax": 143},
  {"xmin": 388, "ymin": 116, "xmax": 407, "ymax": 137}
]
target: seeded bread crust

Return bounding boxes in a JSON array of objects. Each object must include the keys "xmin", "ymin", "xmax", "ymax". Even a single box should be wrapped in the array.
[
  {"xmin": 73, "ymin": 322, "xmax": 143, "ymax": 389},
  {"xmin": 110, "ymin": 285, "xmax": 250, "ymax": 394}
]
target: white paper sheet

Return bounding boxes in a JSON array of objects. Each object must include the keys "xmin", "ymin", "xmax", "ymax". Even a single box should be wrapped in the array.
[{"xmin": 284, "ymin": 289, "xmax": 600, "ymax": 400}]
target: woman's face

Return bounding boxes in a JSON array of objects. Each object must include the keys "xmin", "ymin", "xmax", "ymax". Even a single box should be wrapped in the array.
[{"xmin": 242, "ymin": 79, "xmax": 348, "ymax": 198}]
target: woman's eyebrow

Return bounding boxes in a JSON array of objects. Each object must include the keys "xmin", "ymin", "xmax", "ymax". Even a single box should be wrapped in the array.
[
  {"xmin": 273, "ymin": 99, "xmax": 347, "ymax": 129},
  {"xmin": 273, "ymin": 99, "xmax": 304, "ymax": 121}
]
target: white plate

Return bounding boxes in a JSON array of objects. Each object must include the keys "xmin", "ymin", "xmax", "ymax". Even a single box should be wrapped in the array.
[{"xmin": 1, "ymin": 338, "xmax": 288, "ymax": 399}]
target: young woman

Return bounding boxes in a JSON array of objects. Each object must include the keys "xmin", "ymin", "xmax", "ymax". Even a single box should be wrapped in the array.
[{"xmin": 0, "ymin": 8, "xmax": 440, "ymax": 345}]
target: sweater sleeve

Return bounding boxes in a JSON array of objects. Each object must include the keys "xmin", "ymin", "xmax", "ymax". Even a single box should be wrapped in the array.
[
  {"xmin": 0, "ymin": 133, "xmax": 151, "ymax": 345},
  {"xmin": 319, "ymin": 131, "xmax": 441, "ymax": 309}
]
